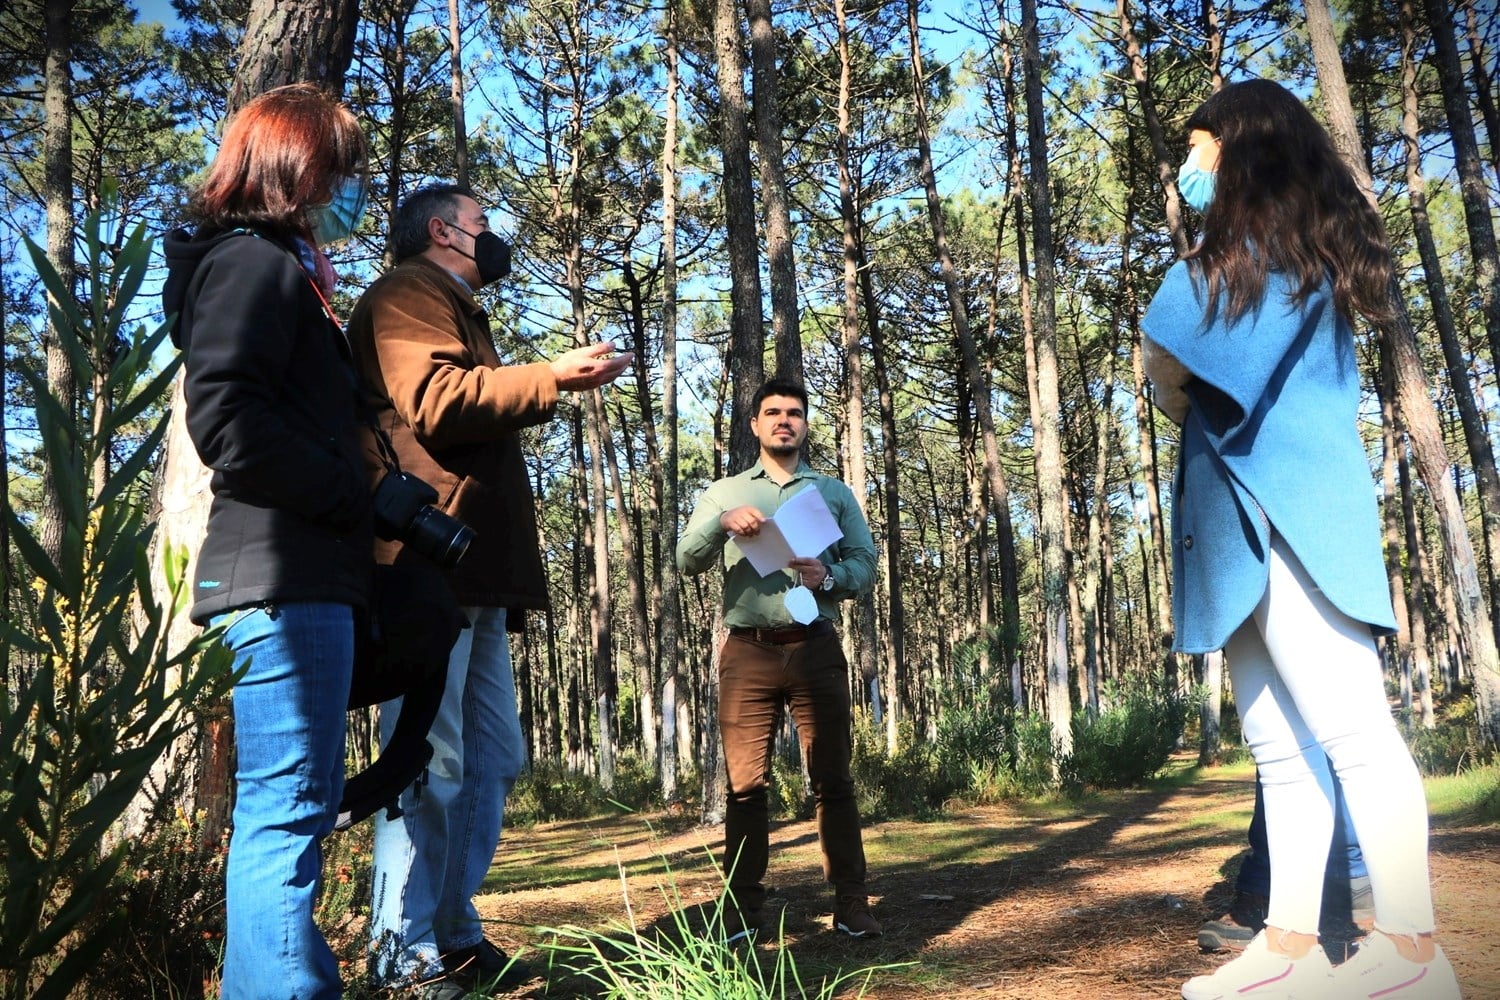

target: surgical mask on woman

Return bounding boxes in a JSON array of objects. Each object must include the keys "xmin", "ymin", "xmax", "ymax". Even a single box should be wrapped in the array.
[
  {"xmin": 1177, "ymin": 145, "xmax": 1217, "ymax": 214},
  {"xmin": 309, "ymin": 175, "xmax": 368, "ymax": 245}
]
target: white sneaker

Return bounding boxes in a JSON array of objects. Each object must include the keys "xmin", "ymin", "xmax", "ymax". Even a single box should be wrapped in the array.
[
  {"xmin": 1331, "ymin": 931, "xmax": 1461, "ymax": 999},
  {"xmin": 1182, "ymin": 930, "xmax": 1334, "ymax": 999}
]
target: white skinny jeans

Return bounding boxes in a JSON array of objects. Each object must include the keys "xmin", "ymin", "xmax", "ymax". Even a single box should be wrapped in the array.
[{"xmin": 1222, "ymin": 533, "xmax": 1435, "ymax": 938}]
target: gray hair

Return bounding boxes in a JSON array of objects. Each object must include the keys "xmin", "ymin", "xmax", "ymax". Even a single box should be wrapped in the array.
[{"xmin": 391, "ymin": 183, "xmax": 471, "ymax": 262}]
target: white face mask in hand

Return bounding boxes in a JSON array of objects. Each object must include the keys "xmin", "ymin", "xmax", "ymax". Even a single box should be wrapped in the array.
[{"xmin": 783, "ymin": 584, "xmax": 818, "ymax": 625}]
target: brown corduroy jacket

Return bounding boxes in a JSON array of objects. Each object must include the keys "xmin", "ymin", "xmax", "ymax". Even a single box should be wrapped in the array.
[{"xmin": 347, "ymin": 255, "xmax": 558, "ymax": 613}]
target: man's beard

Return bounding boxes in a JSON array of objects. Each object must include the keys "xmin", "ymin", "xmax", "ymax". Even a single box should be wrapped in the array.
[{"xmin": 766, "ymin": 441, "xmax": 801, "ymax": 457}]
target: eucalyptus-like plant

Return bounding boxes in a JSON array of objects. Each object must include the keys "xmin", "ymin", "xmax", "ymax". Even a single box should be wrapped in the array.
[{"xmin": 0, "ymin": 200, "xmax": 236, "ymax": 999}]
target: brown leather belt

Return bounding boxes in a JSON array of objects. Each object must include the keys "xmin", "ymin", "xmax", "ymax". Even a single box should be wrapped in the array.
[{"xmin": 728, "ymin": 620, "xmax": 835, "ymax": 645}]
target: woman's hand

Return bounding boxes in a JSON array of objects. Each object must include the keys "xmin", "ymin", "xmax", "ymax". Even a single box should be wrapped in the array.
[{"xmin": 1142, "ymin": 336, "xmax": 1192, "ymax": 425}]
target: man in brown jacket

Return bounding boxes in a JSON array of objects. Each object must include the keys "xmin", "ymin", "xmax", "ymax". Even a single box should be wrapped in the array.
[{"xmin": 348, "ymin": 184, "xmax": 630, "ymax": 999}]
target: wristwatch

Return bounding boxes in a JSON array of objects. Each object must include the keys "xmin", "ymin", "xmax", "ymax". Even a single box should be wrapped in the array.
[{"xmin": 820, "ymin": 565, "xmax": 835, "ymax": 592}]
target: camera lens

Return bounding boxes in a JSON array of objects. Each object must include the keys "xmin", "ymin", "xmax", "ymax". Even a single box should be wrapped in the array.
[{"xmin": 407, "ymin": 505, "xmax": 476, "ymax": 569}]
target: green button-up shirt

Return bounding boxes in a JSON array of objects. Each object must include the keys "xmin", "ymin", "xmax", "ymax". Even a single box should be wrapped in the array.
[{"xmin": 676, "ymin": 459, "xmax": 877, "ymax": 628}]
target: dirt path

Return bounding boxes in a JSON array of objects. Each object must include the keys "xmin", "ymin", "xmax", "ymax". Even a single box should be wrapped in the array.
[{"xmin": 471, "ymin": 761, "xmax": 1500, "ymax": 998}]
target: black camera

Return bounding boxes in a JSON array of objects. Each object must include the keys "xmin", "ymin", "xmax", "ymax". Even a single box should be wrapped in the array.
[{"xmin": 372, "ymin": 471, "xmax": 475, "ymax": 569}]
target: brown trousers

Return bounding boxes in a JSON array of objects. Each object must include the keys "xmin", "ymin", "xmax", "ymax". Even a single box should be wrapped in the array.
[{"xmin": 718, "ymin": 628, "xmax": 868, "ymax": 912}]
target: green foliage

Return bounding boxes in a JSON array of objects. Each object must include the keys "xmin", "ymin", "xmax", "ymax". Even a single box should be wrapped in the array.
[
  {"xmin": 1061, "ymin": 678, "xmax": 1193, "ymax": 791},
  {"xmin": 535, "ymin": 856, "xmax": 904, "ymax": 999},
  {"xmin": 768, "ymin": 749, "xmax": 812, "ymax": 822},
  {"xmin": 933, "ymin": 702, "xmax": 1058, "ymax": 801},
  {"xmin": 850, "ymin": 714, "xmax": 944, "ymax": 820},
  {"xmin": 75, "ymin": 812, "xmax": 228, "ymax": 1000},
  {"xmin": 1403, "ymin": 696, "xmax": 1492, "ymax": 776},
  {"xmin": 0, "ymin": 204, "xmax": 237, "ymax": 1000},
  {"xmin": 610, "ymin": 751, "xmax": 665, "ymax": 813},
  {"xmin": 510, "ymin": 759, "xmax": 608, "ymax": 824}
]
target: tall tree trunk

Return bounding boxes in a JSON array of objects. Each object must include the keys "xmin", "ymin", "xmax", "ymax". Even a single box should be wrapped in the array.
[
  {"xmin": 0, "ymin": 275, "xmax": 9, "ymax": 687},
  {"xmin": 657, "ymin": 0, "xmax": 687, "ymax": 802},
  {"xmin": 712, "ymin": 0, "xmax": 765, "ymax": 472},
  {"xmin": 1380, "ymin": 337, "xmax": 1418, "ymax": 716},
  {"xmin": 1019, "ymin": 0, "xmax": 1072, "ymax": 758},
  {"xmin": 862, "ymin": 262, "xmax": 906, "ymax": 733},
  {"xmin": 1306, "ymin": 0, "xmax": 1500, "ymax": 748},
  {"xmin": 1401, "ymin": 0, "xmax": 1500, "ymax": 647},
  {"xmin": 907, "ymin": 0, "xmax": 1021, "ymax": 693},
  {"xmin": 1462, "ymin": 0, "xmax": 1500, "ymax": 182},
  {"xmin": 447, "ymin": 0, "xmax": 468, "ymax": 189},
  {"xmin": 832, "ymin": 0, "xmax": 882, "ymax": 720},
  {"xmin": 1076, "ymin": 339, "xmax": 1116, "ymax": 717},
  {"xmin": 1421, "ymin": 0, "xmax": 1500, "ymax": 371},
  {"xmin": 1400, "ymin": 439, "xmax": 1438, "ymax": 727},
  {"xmin": 1117, "ymin": 0, "xmax": 1190, "ymax": 257},
  {"xmin": 227, "ymin": 0, "xmax": 360, "ymax": 109},
  {"xmin": 40, "ymin": 0, "xmax": 76, "ymax": 567},
  {"xmin": 743, "ymin": 0, "xmax": 802, "ymax": 379}
]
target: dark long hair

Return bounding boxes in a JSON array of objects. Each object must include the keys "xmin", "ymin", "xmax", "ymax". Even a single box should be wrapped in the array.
[
  {"xmin": 1184, "ymin": 79, "xmax": 1394, "ymax": 325},
  {"xmin": 190, "ymin": 83, "xmax": 366, "ymax": 238}
]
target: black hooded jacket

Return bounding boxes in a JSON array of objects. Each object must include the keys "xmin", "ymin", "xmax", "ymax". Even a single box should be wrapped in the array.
[{"xmin": 162, "ymin": 225, "xmax": 372, "ymax": 624}]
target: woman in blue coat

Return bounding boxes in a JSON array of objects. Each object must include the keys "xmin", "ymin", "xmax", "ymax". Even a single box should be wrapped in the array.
[{"xmin": 1142, "ymin": 80, "xmax": 1460, "ymax": 1000}]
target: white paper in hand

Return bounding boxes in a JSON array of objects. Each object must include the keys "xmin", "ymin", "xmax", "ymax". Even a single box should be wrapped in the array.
[
  {"xmin": 731, "ymin": 487, "xmax": 844, "ymax": 577},
  {"xmin": 783, "ymin": 584, "xmax": 819, "ymax": 625}
]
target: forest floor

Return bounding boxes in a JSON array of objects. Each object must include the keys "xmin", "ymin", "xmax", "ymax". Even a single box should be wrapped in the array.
[{"xmin": 462, "ymin": 756, "xmax": 1500, "ymax": 999}]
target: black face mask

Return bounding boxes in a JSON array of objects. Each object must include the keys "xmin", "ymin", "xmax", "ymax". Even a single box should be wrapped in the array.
[{"xmin": 451, "ymin": 226, "xmax": 512, "ymax": 285}]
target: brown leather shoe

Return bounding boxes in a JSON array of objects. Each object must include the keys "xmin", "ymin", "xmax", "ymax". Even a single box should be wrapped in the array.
[{"xmin": 833, "ymin": 896, "xmax": 883, "ymax": 937}]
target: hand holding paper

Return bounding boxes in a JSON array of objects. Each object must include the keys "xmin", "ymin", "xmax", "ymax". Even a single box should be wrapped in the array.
[{"xmin": 729, "ymin": 486, "xmax": 843, "ymax": 577}]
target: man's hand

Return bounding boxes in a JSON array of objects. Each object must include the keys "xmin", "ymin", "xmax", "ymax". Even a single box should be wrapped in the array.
[
  {"xmin": 550, "ymin": 342, "xmax": 634, "ymax": 391},
  {"xmin": 719, "ymin": 505, "xmax": 767, "ymax": 537},
  {"xmin": 787, "ymin": 557, "xmax": 828, "ymax": 590}
]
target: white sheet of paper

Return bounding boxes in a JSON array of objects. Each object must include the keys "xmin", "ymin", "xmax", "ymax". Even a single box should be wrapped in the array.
[
  {"xmin": 783, "ymin": 585, "xmax": 819, "ymax": 624},
  {"xmin": 730, "ymin": 486, "xmax": 845, "ymax": 577}
]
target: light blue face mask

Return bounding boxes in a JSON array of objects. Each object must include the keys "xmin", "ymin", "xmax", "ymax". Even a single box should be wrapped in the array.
[
  {"xmin": 1177, "ymin": 145, "xmax": 1217, "ymax": 214},
  {"xmin": 309, "ymin": 174, "xmax": 368, "ymax": 245}
]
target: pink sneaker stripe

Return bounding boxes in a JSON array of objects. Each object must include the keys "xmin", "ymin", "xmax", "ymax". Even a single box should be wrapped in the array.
[
  {"xmin": 1237, "ymin": 963, "xmax": 1293, "ymax": 993},
  {"xmin": 1369, "ymin": 967, "xmax": 1426, "ymax": 999}
]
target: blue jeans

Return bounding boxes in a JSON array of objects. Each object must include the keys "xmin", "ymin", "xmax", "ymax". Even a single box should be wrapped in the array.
[
  {"xmin": 1239, "ymin": 767, "xmax": 1368, "ymax": 900},
  {"xmin": 368, "ymin": 606, "xmax": 525, "ymax": 981},
  {"xmin": 215, "ymin": 603, "xmax": 354, "ymax": 1000}
]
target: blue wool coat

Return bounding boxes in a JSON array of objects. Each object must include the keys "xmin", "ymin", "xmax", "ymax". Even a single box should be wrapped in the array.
[{"xmin": 1142, "ymin": 261, "xmax": 1397, "ymax": 654}]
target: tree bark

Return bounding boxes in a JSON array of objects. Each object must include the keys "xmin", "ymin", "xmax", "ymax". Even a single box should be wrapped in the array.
[
  {"xmin": 1420, "ymin": 0, "xmax": 1500, "ymax": 373},
  {"xmin": 908, "ymin": 0, "xmax": 1022, "ymax": 697},
  {"xmin": 447, "ymin": 0, "xmax": 467, "ymax": 189},
  {"xmin": 1306, "ymin": 0, "xmax": 1500, "ymax": 748},
  {"xmin": 656, "ymin": 0, "xmax": 687, "ymax": 802},
  {"xmin": 228, "ymin": 0, "xmax": 360, "ymax": 109},
  {"xmin": 1117, "ymin": 0, "xmax": 1190, "ymax": 257},
  {"xmin": 1400, "ymin": 0, "xmax": 1500, "ymax": 648},
  {"xmin": 743, "ymin": 0, "xmax": 802, "ymax": 379},
  {"xmin": 712, "ymin": 0, "xmax": 766, "ymax": 472},
  {"xmin": 1461, "ymin": 0, "xmax": 1500, "ymax": 181},
  {"xmin": 1019, "ymin": 0, "xmax": 1072, "ymax": 758},
  {"xmin": 40, "ymin": 0, "xmax": 76, "ymax": 567}
]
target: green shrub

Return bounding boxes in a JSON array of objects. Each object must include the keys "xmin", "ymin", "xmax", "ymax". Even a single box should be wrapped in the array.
[
  {"xmin": 77, "ymin": 813, "xmax": 228, "ymax": 1000},
  {"xmin": 510, "ymin": 760, "xmax": 604, "ymax": 824},
  {"xmin": 611, "ymin": 752, "xmax": 665, "ymax": 813},
  {"xmin": 931, "ymin": 702, "xmax": 1057, "ymax": 800},
  {"xmin": 768, "ymin": 750, "xmax": 811, "ymax": 822},
  {"xmin": 850, "ymin": 714, "xmax": 943, "ymax": 820},
  {"xmin": 0, "ymin": 207, "xmax": 238, "ymax": 1000},
  {"xmin": 1403, "ymin": 696, "xmax": 1491, "ymax": 776},
  {"xmin": 1061, "ymin": 678, "xmax": 1191, "ymax": 790}
]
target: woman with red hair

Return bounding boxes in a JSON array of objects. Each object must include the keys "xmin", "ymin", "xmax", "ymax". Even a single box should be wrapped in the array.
[{"xmin": 162, "ymin": 83, "xmax": 371, "ymax": 1000}]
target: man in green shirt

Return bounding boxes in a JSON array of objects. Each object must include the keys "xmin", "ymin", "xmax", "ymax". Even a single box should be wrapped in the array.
[{"xmin": 677, "ymin": 376, "xmax": 881, "ymax": 938}]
